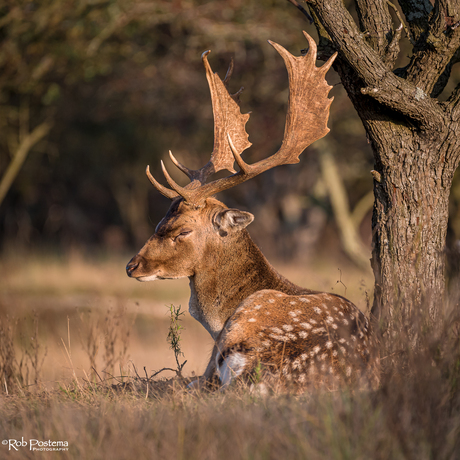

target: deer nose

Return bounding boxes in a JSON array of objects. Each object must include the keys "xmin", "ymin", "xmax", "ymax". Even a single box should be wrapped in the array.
[{"xmin": 126, "ymin": 257, "xmax": 140, "ymax": 277}]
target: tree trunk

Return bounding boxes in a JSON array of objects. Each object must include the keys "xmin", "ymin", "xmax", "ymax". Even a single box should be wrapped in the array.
[
  {"xmin": 306, "ymin": 0, "xmax": 460, "ymax": 326},
  {"xmin": 370, "ymin": 125, "xmax": 457, "ymax": 321}
]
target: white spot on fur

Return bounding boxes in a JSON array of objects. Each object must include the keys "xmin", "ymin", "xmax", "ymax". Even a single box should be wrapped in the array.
[
  {"xmin": 248, "ymin": 318, "xmax": 256, "ymax": 323},
  {"xmin": 332, "ymin": 350, "xmax": 338, "ymax": 357},
  {"xmin": 313, "ymin": 307, "xmax": 322, "ymax": 314},
  {"xmin": 254, "ymin": 305, "xmax": 262, "ymax": 310},
  {"xmin": 343, "ymin": 319, "xmax": 349, "ymax": 325},
  {"xmin": 299, "ymin": 298, "xmax": 310, "ymax": 303},
  {"xmin": 300, "ymin": 322, "xmax": 312, "ymax": 330},
  {"xmin": 310, "ymin": 319, "xmax": 317, "ymax": 325},
  {"xmin": 268, "ymin": 299, "xmax": 275, "ymax": 303},
  {"xmin": 289, "ymin": 311, "xmax": 297, "ymax": 317},
  {"xmin": 286, "ymin": 333, "xmax": 297, "ymax": 341},
  {"xmin": 301, "ymin": 353, "xmax": 308, "ymax": 361},
  {"xmin": 298, "ymin": 374, "xmax": 306, "ymax": 384},
  {"xmin": 218, "ymin": 352, "xmax": 246, "ymax": 388},
  {"xmin": 313, "ymin": 345, "xmax": 321, "ymax": 355},
  {"xmin": 292, "ymin": 359, "xmax": 301, "ymax": 370},
  {"xmin": 282, "ymin": 324, "xmax": 294, "ymax": 332},
  {"xmin": 289, "ymin": 301, "xmax": 297, "ymax": 306},
  {"xmin": 299, "ymin": 331, "xmax": 308, "ymax": 339},
  {"xmin": 346, "ymin": 366, "xmax": 352, "ymax": 377},
  {"xmin": 326, "ymin": 316, "xmax": 334, "ymax": 323},
  {"xmin": 312, "ymin": 327, "xmax": 326, "ymax": 334},
  {"xmin": 326, "ymin": 341, "xmax": 333, "ymax": 349},
  {"xmin": 269, "ymin": 334, "xmax": 289, "ymax": 342}
]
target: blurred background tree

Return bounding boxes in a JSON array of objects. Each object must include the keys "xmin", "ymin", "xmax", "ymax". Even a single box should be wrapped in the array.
[{"xmin": 1, "ymin": 0, "xmax": 458, "ymax": 285}]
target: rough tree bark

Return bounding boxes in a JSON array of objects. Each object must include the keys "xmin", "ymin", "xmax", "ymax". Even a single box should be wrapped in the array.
[{"xmin": 304, "ymin": 0, "xmax": 460, "ymax": 324}]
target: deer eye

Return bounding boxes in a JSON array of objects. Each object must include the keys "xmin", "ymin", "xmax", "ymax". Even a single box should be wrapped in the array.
[{"xmin": 174, "ymin": 229, "xmax": 192, "ymax": 241}]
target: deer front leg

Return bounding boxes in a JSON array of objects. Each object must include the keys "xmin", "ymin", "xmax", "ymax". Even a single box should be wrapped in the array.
[{"xmin": 186, "ymin": 344, "xmax": 219, "ymax": 390}]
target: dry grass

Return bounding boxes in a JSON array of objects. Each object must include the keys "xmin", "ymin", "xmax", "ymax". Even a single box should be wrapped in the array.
[{"xmin": 0, "ymin": 253, "xmax": 459, "ymax": 459}]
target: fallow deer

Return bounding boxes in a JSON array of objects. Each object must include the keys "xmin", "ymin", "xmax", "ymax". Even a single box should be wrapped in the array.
[{"xmin": 126, "ymin": 32, "xmax": 379, "ymax": 392}]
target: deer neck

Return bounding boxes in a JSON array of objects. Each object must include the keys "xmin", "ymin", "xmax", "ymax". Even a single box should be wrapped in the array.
[{"xmin": 188, "ymin": 230, "xmax": 306, "ymax": 340}]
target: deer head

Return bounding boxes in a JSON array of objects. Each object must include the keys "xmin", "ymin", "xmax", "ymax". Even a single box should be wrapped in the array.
[
  {"xmin": 126, "ymin": 32, "xmax": 337, "ymax": 284},
  {"xmin": 126, "ymin": 196, "xmax": 254, "ymax": 282}
]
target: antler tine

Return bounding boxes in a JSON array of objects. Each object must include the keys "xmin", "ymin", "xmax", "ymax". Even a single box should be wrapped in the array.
[
  {"xmin": 146, "ymin": 165, "xmax": 178, "ymax": 200},
  {"xmin": 301, "ymin": 31, "xmax": 337, "ymax": 77},
  {"xmin": 227, "ymin": 133, "xmax": 251, "ymax": 175},
  {"xmin": 223, "ymin": 57, "xmax": 234, "ymax": 86},
  {"xmin": 168, "ymin": 150, "xmax": 194, "ymax": 179},
  {"xmin": 159, "ymin": 161, "xmax": 196, "ymax": 202}
]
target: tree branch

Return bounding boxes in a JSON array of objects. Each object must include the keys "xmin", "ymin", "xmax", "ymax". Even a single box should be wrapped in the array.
[
  {"xmin": 383, "ymin": 23, "xmax": 403, "ymax": 68},
  {"xmin": 402, "ymin": 35, "xmax": 460, "ymax": 96},
  {"xmin": 0, "ymin": 121, "xmax": 53, "ymax": 207},
  {"xmin": 286, "ymin": 0, "xmax": 313, "ymax": 23},
  {"xmin": 447, "ymin": 80, "xmax": 460, "ymax": 116},
  {"xmin": 308, "ymin": 0, "xmax": 444, "ymax": 129},
  {"xmin": 355, "ymin": 0, "xmax": 393, "ymax": 54},
  {"xmin": 386, "ymin": 1, "xmax": 413, "ymax": 45},
  {"xmin": 397, "ymin": 0, "xmax": 433, "ymax": 44},
  {"xmin": 431, "ymin": 46, "xmax": 460, "ymax": 97},
  {"xmin": 397, "ymin": 1, "xmax": 460, "ymax": 96},
  {"xmin": 317, "ymin": 140, "xmax": 370, "ymax": 271}
]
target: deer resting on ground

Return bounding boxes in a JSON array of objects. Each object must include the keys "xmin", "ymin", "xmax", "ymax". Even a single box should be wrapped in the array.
[{"xmin": 126, "ymin": 32, "xmax": 379, "ymax": 391}]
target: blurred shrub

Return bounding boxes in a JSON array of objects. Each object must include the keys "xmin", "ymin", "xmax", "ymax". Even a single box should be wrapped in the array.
[{"xmin": 0, "ymin": 1, "xmax": 423, "ymax": 264}]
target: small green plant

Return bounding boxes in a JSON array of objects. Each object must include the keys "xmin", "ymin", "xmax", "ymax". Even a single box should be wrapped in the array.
[
  {"xmin": 250, "ymin": 360, "xmax": 264, "ymax": 384},
  {"xmin": 167, "ymin": 304, "xmax": 187, "ymax": 377}
]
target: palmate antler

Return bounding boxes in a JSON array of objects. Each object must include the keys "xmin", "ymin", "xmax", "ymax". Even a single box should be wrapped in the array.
[{"xmin": 147, "ymin": 31, "xmax": 337, "ymax": 205}]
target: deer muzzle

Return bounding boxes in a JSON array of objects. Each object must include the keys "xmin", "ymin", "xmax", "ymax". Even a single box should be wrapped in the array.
[{"xmin": 126, "ymin": 256, "xmax": 141, "ymax": 277}]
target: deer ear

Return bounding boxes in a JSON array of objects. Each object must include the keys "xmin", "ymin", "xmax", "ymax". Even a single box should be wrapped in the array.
[{"xmin": 213, "ymin": 209, "xmax": 254, "ymax": 236}]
